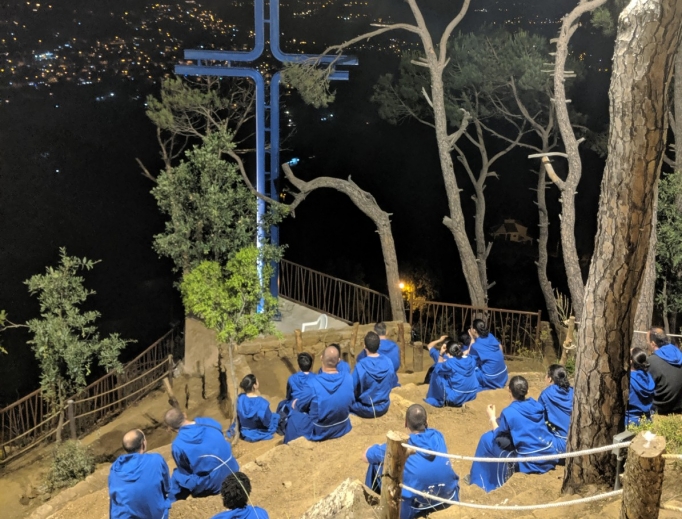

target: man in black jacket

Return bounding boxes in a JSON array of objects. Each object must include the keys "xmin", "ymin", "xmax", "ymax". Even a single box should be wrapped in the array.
[{"xmin": 647, "ymin": 327, "xmax": 682, "ymax": 415}]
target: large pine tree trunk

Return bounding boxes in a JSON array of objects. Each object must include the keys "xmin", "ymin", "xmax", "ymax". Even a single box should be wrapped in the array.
[
  {"xmin": 563, "ymin": 0, "xmax": 682, "ymax": 492},
  {"xmin": 633, "ymin": 190, "xmax": 658, "ymax": 349}
]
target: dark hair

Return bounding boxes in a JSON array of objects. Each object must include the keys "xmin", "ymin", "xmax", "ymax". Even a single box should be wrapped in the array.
[
  {"xmin": 547, "ymin": 364, "xmax": 570, "ymax": 391},
  {"xmin": 364, "ymin": 331, "xmax": 381, "ymax": 353},
  {"xmin": 297, "ymin": 352, "xmax": 313, "ymax": 372},
  {"xmin": 509, "ymin": 376, "xmax": 529, "ymax": 401},
  {"xmin": 122, "ymin": 429, "xmax": 145, "ymax": 453},
  {"xmin": 406, "ymin": 404, "xmax": 427, "ymax": 432},
  {"xmin": 239, "ymin": 374, "xmax": 257, "ymax": 393},
  {"xmin": 458, "ymin": 331, "xmax": 471, "ymax": 347},
  {"xmin": 221, "ymin": 472, "xmax": 251, "ymax": 510},
  {"xmin": 472, "ymin": 318, "xmax": 489, "ymax": 338},
  {"xmin": 328, "ymin": 343, "xmax": 342, "ymax": 355},
  {"xmin": 631, "ymin": 347, "xmax": 649, "ymax": 371},
  {"xmin": 164, "ymin": 407, "xmax": 185, "ymax": 431},
  {"xmin": 446, "ymin": 340, "xmax": 464, "ymax": 359},
  {"xmin": 374, "ymin": 322, "xmax": 387, "ymax": 336},
  {"xmin": 649, "ymin": 327, "xmax": 669, "ymax": 348}
]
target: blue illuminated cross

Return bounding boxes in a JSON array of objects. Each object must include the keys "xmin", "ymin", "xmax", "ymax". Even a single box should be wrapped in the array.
[{"xmin": 175, "ymin": 0, "xmax": 358, "ymax": 297}]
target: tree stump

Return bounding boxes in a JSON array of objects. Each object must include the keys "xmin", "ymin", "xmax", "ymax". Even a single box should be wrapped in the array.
[
  {"xmin": 379, "ymin": 430, "xmax": 409, "ymax": 519},
  {"xmin": 295, "ymin": 329, "xmax": 303, "ymax": 354},
  {"xmin": 397, "ymin": 322, "xmax": 406, "ymax": 371},
  {"xmin": 620, "ymin": 432, "xmax": 666, "ymax": 519}
]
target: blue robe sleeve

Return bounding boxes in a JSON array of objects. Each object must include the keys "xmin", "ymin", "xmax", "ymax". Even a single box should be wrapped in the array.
[
  {"xmin": 162, "ymin": 457, "xmax": 171, "ymax": 498},
  {"xmin": 494, "ymin": 409, "xmax": 514, "ymax": 451},
  {"xmin": 352, "ymin": 367, "xmax": 362, "ymax": 399},
  {"xmin": 356, "ymin": 350, "xmax": 367, "ymax": 364},
  {"xmin": 258, "ymin": 401, "xmax": 273, "ymax": 428},
  {"xmin": 429, "ymin": 348, "xmax": 440, "ymax": 365},
  {"xmin": 366, "ymin": 443, "xmax": 387, "ymax": 464},
  {"xmin": 295, "ymin": 384, "xmax": 314, "ymax": 413}
]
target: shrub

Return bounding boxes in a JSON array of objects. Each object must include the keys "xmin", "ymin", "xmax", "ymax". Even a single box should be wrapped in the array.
[
  {"xmin": 629, "ymin": 414, "xmax": 682, "ymax": 454},
  {"xmin": 44, "ymin": 440, "xmax": 95, "ymax": 492}
]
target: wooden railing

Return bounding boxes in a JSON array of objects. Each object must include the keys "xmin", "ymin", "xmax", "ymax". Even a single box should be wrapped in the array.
[
  {"xmin": 0, "ymin": 326, "xmax": 182, "ymax": 465},
  {"xmin": 279, "ymin": 259, "xmax": 391, "ymax": 324},
  {"xmin": 409, "ymin": 300, "xmax": 542, "ymax": 356}
]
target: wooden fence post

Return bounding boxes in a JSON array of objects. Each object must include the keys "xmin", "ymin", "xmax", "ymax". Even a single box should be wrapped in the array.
[
  {"xmin": 349, "ymin": 322, "xmax": 360, "ymax": 369},
  {"xmin": 397, "ymin": 322, "xmax": 406, "ymax": 372},
  {"xmin": 67, "ymin": 400, "xmax": 76, "ymax": 440},
  {"xmin": 163, "ymin": 378, "xmax": 180, "ymax": 409},
  {"xmin": 620, "ymin": 432, "xmax": 666, "ymax": 519},
  {"xmin": 295, "ymin": 329, "xmax": 303, "ymax": 354},
  {"xmin": 379, "ymin": 430, "xmax": 409, "ymax": 519},
  {"xmin": 167, "ymin": 355, "xmax": 174, "ymax": 385},
  {"xmin": 412, "ymin": 342, "xmax": 423, "ymax": 373}
]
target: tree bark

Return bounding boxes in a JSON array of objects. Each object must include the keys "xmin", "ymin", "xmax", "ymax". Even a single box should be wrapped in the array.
[
  {"xmin": 620, "ymin": 432, "xmax": 666, "ymax": 519},
  {"xmin": 563, "ymin": 0, "xmax": 682, "ymax": 492},
  {"xmin": 633, "ymin": 188, "xmax": 658, "ymax": 349}
]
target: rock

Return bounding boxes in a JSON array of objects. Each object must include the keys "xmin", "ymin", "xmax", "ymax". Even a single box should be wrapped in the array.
[
  {"xmin": 33, "ymin": 503, "xmax": 53, "ymax": 518},
  {"xmin": 299, "ymin": 478, "xmax": 378, "ymax": 519},
  {"xmin": 283, "ymin": 480, "xmax": 292, "ymax": 489}
]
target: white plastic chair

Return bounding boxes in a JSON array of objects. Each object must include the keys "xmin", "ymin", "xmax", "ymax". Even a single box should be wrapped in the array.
[{"xmin": 301, "ymin": 314, "xmax": 328, "ymax": 332}]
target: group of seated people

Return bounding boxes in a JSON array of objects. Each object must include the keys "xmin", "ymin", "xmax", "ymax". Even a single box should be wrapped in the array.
[{"xmin": 107, "ymin": 322, "xmax": 682, "ymax": 519}]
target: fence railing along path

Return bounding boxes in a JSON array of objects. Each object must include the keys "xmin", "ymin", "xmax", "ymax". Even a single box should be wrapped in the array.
[
  {"xmin": 0, "ymin": 326, "xmax": 182, "ymax": 465},
  {"xmin": 279, "ymin": 259, "xmax": 391, "ymax": 324}
]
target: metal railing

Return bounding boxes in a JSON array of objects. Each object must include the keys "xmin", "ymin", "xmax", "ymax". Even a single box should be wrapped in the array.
[
  {"xmin": 0, "ymin": 326, "xmax": 182, "ymax": 464},
  {"xmin": 409, "ymin": 300, "xmax": 542, "ymax": 356},
  {"xmin": 279, "ymin": 259, "xmax": 391, "ymax": 324}
]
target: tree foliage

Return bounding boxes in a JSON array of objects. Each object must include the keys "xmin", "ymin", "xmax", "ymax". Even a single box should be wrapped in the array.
[
  {"xmin": 656, "ymin": 170, "xmax": 682, "ymax": 332},
  {"xmin": 281, "ymin": 61, "xmax": 336, "ymax": 109}
]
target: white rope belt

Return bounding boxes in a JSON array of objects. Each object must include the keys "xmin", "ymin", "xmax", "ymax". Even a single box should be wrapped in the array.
[
  {"xmin": 314, "ymin": 416, "xmax": 350, "ymax": 428},
  {"xmin": 481, "ymin": 366, "xmax": 508, "ymax": 378},
  {"xmin": 198, "ymin": 454, "xmax": 234, "ymax": 473},
  {"xmin": 400, "ymin": 441, "xmax": 632, "ymax": 463},
  {"xmin": 401, "ymin": 485, "xmax": 623, "ymax": 510},
  {"xmin": 449, "ymin": 388, "xmax": 479, "ymax": 394}
]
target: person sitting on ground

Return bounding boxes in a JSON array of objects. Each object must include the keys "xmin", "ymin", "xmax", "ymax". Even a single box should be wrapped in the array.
[
  {"xmin": 236, "ymin": 374, "xmax": 280, "ymax": 442},
  {"xmin": 364, "ymin": 404, "xmax": 459, "ymax": 519},
  {"xmin": 351, "ymin": 331, "xmax": 399, "ymax": 418},
  {"xmin": 538, "ymin": 364, "xmax": 573, "ymax": 454},
  {"xmin": 317, "ymin": 343, "xmax": 350, "ymax": 375},
  {"xmin": 423, "ymin": 335, "xmax": 451, "ymax": 384},
  {"xmin": 108, "ymin": 429, "xmax": 171, "ymax": 519},
  {"xmin": 356, "ymin": 322, "xmax": 401, "ymax": 372},
  {"xmin": 210, "ymin": 472, "xmax": 269, "ymax": 519},
  {"xmin": 285, "ymin": 345, "xmax": 354, "ymax": 443},
  {"xmin": 276, "ymin": 352, "xmax": 315, "ymax": 435},
  {"xmin": 164, "ymin": 408, "xmax": 239, "ymax": 501},
  {"xmin": 646, "ymin": 327, "xmax": 682, "ymax": 415},
  {"xmin": 424, "ymin": 339, "xmax": 480, "ymax": 408},
  {"xmin": 468, "ymin": 376, "xmax": 558, "ymax": 493},
  {"xmin": 626, "ymin": 347, "xmax": 656, "ymax": 426},
  {"xmin": 467, "ymin": 319, "xmax": 508, "ymax": 390},
  {"xmin": 459, "ymin": 330, "xmax": 472, "ymax": 354}
]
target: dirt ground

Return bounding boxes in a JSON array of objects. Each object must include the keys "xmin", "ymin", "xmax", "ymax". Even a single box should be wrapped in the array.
[{"xmin": 3, "ymin": 354, "xmax": 682, "ymax": 519}]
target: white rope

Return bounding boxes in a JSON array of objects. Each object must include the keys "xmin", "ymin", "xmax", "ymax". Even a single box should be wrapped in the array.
[
  {"xmin": 401, "ymin": 485, "xmax": 623, "ymax": 511},
  {"xmin": 663, "ymin": 453, "xmax": 682, "ymax": 460},
  {"xmin": 400, "ymin": 441, "xmax": 632, "ymax": 463}
]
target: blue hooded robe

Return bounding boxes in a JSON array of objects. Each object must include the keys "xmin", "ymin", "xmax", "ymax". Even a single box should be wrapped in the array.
[
  {"xmin": 626, "ymin": 369, "xmax": 655, "ymax": 426},
  {"xmin": 237, "ymin": 394, "xmax": 280, "ymax": 442},
  {"xmin": 109, "ymin": 452, "xmax": 170, "ymax": 519},
  {"xmin": 211, "ymin": 506, "xmax": 270, "ymax": 519},
  {"xmin": 424, "ymin": 355, "xmax": 480, "ymax": 408},
  {"xmin": 538, "ymin": 385, "xmax": 573, "ymax": 453},
  {"xmin": 350, "ymin": 354, "xmax": 398, "ymax": 418},
  {"xmin": 469, "ymin": 398, "xmax": 557, "ymax": 493},
  {"xmin": 170, "ymin": 417, "xmax": 240, "ymax": 500},
  {"xmin": 365, "ymin": 428, "xmax": 459, "ymax": 519},
  {"xmin": 276, "ymin": 371, "xmax": 315, "ymax": 436},
  {"xmin": 468, "ymin": 334, "xmax": 508, "ymax": 390},
  {"xmin": 285, "ymin": 371, "xmax": 354, "ymax": 442},
  {"xmin": 357, "ymin": 339, "xmax": 401, "ymax": 372}
]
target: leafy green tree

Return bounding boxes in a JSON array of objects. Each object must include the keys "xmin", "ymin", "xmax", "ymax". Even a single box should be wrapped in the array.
[
  {"xmin": 0, "ymin": 249, "xmax": 129, "ymax": 441},
  {"xmin": 180, "ymin": 247, "xmax": 279, "ymax": 441}
]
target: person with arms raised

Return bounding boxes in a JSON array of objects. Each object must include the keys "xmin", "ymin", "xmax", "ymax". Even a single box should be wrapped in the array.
[
  {"xmin": 210, "ymin": 472, "xmax": 269, "ymax": 519},
  {"xmin": 351, "ymin": 331, "xmax": 398, "ymax": 418},
  {"xmin": 424, "ymin": 339, "xmax": 479, "ymax": 408},
  {"xmin": 468, "ymin": 319, "xmax": 508, "ymax": 390},
  {"xmin": 538, "ymin": 364, "xmax": 573, "ymax": 454},
  {"xmin": 356, "ymin": 322, "xmax": 401, "ymax": 372},
  {"xmin": 236, "ymin": 374, "xmax": 280, "ymax": 442},
  {"xmin": 108, "ymin": 429, "xmax": 171, "ymax": 519},
  {"xmin": 646, "ymin": 327, "xmax": 682, "ymax": 415}
]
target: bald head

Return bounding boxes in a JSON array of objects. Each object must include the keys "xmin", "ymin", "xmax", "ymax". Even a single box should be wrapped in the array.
[
  {"xmin": 122, "ymin": 429, "xmax": 146, "ymax": 454},
  {"xmin": 321, "ymin": 346, "xmax": 340, "ymax": 370},
  {"xmin": 405, "ymin": 404, "xmax": 427, "ymax": 433},
  {"xmin": 164, "ymin": 407, "xmax": 186, "ymax": 431},
  {"xmin": 648, "ymin": 326, "xmax": 668, "ymax": 351}
]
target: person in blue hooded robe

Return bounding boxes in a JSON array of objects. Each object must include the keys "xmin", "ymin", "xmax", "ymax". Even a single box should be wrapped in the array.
[
  {"xmin": 237, "ymin": 374, "xmax": 280, "ymax": 442},
  {"xmin": 109, "ymin": 429, "xmax": 171, "ymax": 519},
  {"xmin": 364, "ymin": 404, "xmax": 459, "ymax": 519},
  {"xmin": 317, "ymin": 343, "xmax": 351, "ymax": 375},
  {"xmin": 626, "ymin": 347, "xmax": 656, "ymax": 425},
  {"xmin": 538, "ymin": 364, "xmax": 573, "ymax": 454},
  {"xmin": 211, "ymin": 472, "xmax": 269, "ymax": 519},
  {"xmin": 276, "ymin": 352, "xmax": 315, "ymax": 436},
  {"xmin": 646, "ymin": 327, "xmax": 682, "ymax": 415},
  {"xmin": 351, "ymin": 331, "xmax": 399, "ymax": 418},
  {"xmin": 467, "ymin": 319, "xmax": 508, "ymax": 390},
  {"xmin": 164, "ymin": 408, "xmax": 239, "ymax": 501},
  {"xmin": 285, "ymin": 345, "xmax": 354, "ymax": 442},
  {"xmin": 356, "ymin": 322, "xmax": 401, "ymax": 372},
  {"xmin": 425, "ymin": 340, "xmax": 480, "ymax": 408},
  {"xmin": 468, "ymin": 376, "xmax": 557, "ymax": 493}
]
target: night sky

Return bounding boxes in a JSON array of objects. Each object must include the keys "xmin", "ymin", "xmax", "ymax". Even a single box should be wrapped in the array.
[{"xmin": 0, "ymin": 0, "xmax": 613, "ymax": 403}]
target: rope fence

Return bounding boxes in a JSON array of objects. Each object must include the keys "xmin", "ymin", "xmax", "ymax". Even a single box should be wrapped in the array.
[
  {"xmin": 662, "ymin": 453, "xmax": 682, "ymax": 460},
  {"xmin": 401, "ymin": 485, "xmax": 623, "ymax": 511}
]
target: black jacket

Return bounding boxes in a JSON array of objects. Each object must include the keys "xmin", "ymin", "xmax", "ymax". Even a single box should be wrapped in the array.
[{"xmin": 648, "ymin": 354, "xmax": 682, "ymax": 415}]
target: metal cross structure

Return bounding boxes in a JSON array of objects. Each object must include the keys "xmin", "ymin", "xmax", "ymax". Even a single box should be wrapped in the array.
[{"xmin": 175, "ymin": 0, "xmax": 357, "ymax": 297}]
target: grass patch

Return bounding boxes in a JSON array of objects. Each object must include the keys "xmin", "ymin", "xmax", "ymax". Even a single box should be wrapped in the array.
[
  {"xmin": 44, "ymin": 440, "xmax": 95, "ymax": 492},
  {"xmin": 629, "ymin": 414, "xmax": 682, "ymax": 454}
]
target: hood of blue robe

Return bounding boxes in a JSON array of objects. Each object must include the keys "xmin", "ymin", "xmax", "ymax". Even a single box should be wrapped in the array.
[
  {"xmin": 212, "ymin": 506, "xmax": 269, "ymax": 519},
  {"xmin": 238, "ymin": 394, "xmax": 265, "ymax": 421},
  {"xmin": 443, "ymin": 355, "xmax": 477, "ymax": 376},
  {"xmin": 315, "ymin": 372, "xmax": 349, "ymax": 394},
  {"xmin": 631, "ymin": 369, "xmax": 655, "ymax": 397},
  {"xmin": 111, "ymin": 453, "xmax": 146, "ymax": 482},
  {"xmin": 360, "ymin": 355, "xmax": 393, "ymax": 383},
  {"xmin": 655, "ymin": 344, "xmax": 682, "ymax": 366},
  {"xmin": 542, "ymin": 385, "xmax": 573, "ymax": 416},
  {"xmin": 109, "ymin": 452, "xmax": 170, "ymax": 519},
  {"xmin": 512, "ymin": 398, "xmax": 546, "ymax": 425},
  {"xmin": 178, "ymin": 417, "xmax": 222, "ymax": 445},
  {"xmin": 408, "ymin": 428, "xmax": 445, "ymax": 460},
  {"xmin": 539, "ymin": 385, "xmax": 573, "ymax": 437}
]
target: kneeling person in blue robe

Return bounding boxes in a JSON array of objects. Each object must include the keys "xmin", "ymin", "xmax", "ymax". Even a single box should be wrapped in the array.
[
  {"xmin": 285, "ymin": 345, "xmax": 354, "ymax": 442},
  {"xmin": 425, "ymin": 339, "xmax": 480, "ymax": 408},
  {"xmin": 469, "ymin": 376, "xmax": 558, "ymax": 493},
  {"xmin": 538, "ymin": 364, "xmax": 573, "ymax": 453},
  {"xmin": 164, "ymin": 408, "xmax": 239, "ymax": 501},
  {"xmin": 468, "ymin": 319, "xmax": 508, "ymax": 390},
  {"xmin": 210, "ymin": 471, "xmax": 269, "ymax": 519},
  {"xmin": 364, "ymin": 404, "xmax": 459, "ymax": 519},
  {"xmin": 351, "ymin": 331, "xmax": 399, "ymax": 418},
  {"xmin": 109, "ymin": 429, "xmax": 171, "ymax": 519},
  {"xmin": 356, "ymin": 322, "xmax": 401, "ymax": 372},
  {"xmin": 237, "ymin": 374, "xmax": 280, "ymax": 442},
  {"xmin": 276, "ymin": 352, "xmax": 315, "ymax": 436}
]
